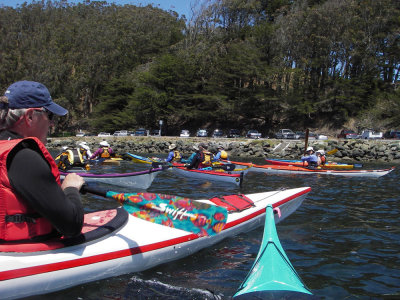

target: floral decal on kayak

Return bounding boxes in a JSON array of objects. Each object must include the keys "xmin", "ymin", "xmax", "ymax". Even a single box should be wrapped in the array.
[{"xmin": 107, "ymin": 192, "xmax": 228, "ymax": 236}]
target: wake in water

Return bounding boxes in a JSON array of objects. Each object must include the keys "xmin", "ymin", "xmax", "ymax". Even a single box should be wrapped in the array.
[{"xmin": 124, "ymin": 276, "xmax": 224, "ymax": 299}]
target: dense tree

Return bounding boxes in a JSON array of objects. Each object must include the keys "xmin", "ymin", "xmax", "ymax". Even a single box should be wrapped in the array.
[{"xmin": 0, "ymin": 0, "xmax": 399, "ymax": 134}]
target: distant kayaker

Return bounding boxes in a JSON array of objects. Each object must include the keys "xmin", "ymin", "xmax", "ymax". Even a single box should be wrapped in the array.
[
  {"xmin": 54, "ymin": 145, "xmax": 90, "ymax": 171},
  {"xmin": 301, "ymin": 146, "xmax": 319, "ymax": 169},
  {"xmin": 181, "ymin": 145, "xmax": 198, "ymax": 164},
  {"xmin": 90, "ymin": 140, "xmax": 113, "ymax": 159},
  {"xmin": 316, "ymin": 149, "xmax": 326, "ymax": 166},
  {"xmin": 213, "ymin": 145, "xmax": 229, "ymax": 162},
  {"xmin": 165, "ymin": 143, "xmax": 181, "ymax": 162},
  {"xmin": 0, "ymin": 80, "xmax": 85, "ymax": 241},
  {"xmin": 78, "ymin": 141, "xmax": 92, "ymax": 160},
  {"xmin": 185, "ymin": 143, "xmax": 213, "ymax": 169}
]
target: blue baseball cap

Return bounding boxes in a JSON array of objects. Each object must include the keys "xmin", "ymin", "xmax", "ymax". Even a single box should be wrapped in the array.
[{"xmin": 3, "ymin": 81, "xmax": 68, "ymax": 116}]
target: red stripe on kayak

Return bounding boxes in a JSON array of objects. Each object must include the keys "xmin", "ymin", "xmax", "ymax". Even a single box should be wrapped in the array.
[
  {"xmin": 0, "ymin": 188, "xmax": 311, "ymax": 282},
  {"xmin": 0, "ymin": 234, "xmax": 200, "ymax": 281}
]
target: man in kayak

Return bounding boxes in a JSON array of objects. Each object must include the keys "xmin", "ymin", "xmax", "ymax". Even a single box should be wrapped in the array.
[
  {"xmin": 54, "ymin": 145, "xmax": 90, "ymax": 171},
  {"xmin": 212, "ymin": 145, "xmax": 229, "ymax": 162},
  {"xmin": 90, "ymin": 140, "xmax": 113, "ymax": 159},
  {"xmin": 0, "ymin": 80, "xmax": 85, "ymax": 242},
  {"xmin": 316, "ymin": 149, "xmax": 326, "ymax": 166},
  {"xmin": 78, "ymin": 141, "xmax": 92, "ymax": 160},
  {"xmin": 185, "ymin": 143, "xmax": 213, "ymax": 169},
  {"xmin": 301, "ymin": 146, "xmax": 319, "ymax": 169},
  {"xmin": 181, "ymin": 145, "xmax": 198, "ymax": 164},
  {"xmin": 165, "ymin": 143, "xmax": 181, "ymax": 163}
]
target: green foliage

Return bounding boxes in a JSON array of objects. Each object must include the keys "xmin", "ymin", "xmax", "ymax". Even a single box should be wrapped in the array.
[{"xmin": 0, "ymin": 0, "xmax": 399, "ymax": 134}]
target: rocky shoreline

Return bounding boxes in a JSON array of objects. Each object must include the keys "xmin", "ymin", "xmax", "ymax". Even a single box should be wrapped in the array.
[{"xmin": 47, "ymin": 136, "xmax": 400, "ymax": 163}]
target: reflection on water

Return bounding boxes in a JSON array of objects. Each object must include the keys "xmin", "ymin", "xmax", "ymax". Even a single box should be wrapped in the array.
[{"xmin": 29, "ymin": 157, "xmax": 400, "ymax": 299}]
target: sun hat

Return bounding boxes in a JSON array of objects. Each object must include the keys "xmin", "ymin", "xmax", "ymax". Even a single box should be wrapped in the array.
[
  {"xmin": 2, "ymin": 81, "xmax": 68, "ymax": 116},
  {"xmin": 168, "ymin": 143, "xmax": 177, "ymax": 150},
  {"xmin": 306, "ymin": 146, "xmax": 314, "ymax": 152},
  {"xmin": 100, "ymin": 141, "xmax": 110, "ymax": 147},
  {"xmin": 316, "ymin": 149, "xmax": 325, "ymax": 155},
  {"xmin": 193, "ymin": 145, "xmax": 199, "ymax": 151},
  {"xmin": 79, "ymin": 142, "xmax": 90, "ymax": 150}
]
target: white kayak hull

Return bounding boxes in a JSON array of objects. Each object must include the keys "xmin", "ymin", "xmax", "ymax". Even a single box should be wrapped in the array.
[
  {"xmin": 0, "ymin": 187, "xmax": 311, "ymax": 299},
  {"xmin": 251, "ymin": 165, "xmax": 394, "ymax": 178},
  {"xmin": 60, "ymin": 168, "xmax": 163, "ymax": 189},
  {"xmin": 171, "ymin": 167, "xmax": 244, "ymax": 186}
]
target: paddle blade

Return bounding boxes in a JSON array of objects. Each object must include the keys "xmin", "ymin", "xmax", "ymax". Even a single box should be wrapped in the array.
[
  {"xmin": 326, "ymin": 148, "xmax": 338, "ymax": 155},
  {"xmin": 234, "ymin": 205, "xmax": 313, "ymax": 298},
  {"xmin": 221, "ymin": 163, "xmax": 236, "ymax": 171},
  {"xmin": 212, "ymin": 163, "xmax": 236, "ymax": 171},
  {"xmin": 106, "ymin": 191, "xmax": 228, "ymax": 236}
]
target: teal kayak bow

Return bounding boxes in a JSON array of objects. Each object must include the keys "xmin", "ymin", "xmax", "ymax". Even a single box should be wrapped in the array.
[{"xmin": 234, "ymin": 205, "xmax": 316, "ymax": 299}]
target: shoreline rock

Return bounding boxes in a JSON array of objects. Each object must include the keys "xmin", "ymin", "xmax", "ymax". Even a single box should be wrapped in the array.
[{"xmin": 47, "ymin": 136, "xmax": 400, "ymax": 163}]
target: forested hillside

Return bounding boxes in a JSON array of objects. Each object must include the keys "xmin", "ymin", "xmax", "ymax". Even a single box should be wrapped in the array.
[{"xmin": 0, "ymin": 0, "xmax": 399, "ymax": 136}]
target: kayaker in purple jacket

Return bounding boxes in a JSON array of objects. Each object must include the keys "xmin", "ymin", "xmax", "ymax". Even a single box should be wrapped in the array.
[
  {"xmin": 301, "ymin": 146, "xmax": 319, "ymax": 168},
  {"xmin": 90, "ymin": 141, "xmax": 113, "ymax": 159}
]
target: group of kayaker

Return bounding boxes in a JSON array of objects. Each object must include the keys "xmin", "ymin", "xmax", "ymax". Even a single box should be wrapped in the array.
[
  {"xmin": 165, "ymin": 142, "xmax": 229, "ymax": 169},
  {"xmin": 301, "ymin": 146, "xmax": 326, "ymax": 168},
  {"xmin": 54, "ymin": 140, "xmax": 115, "ymax": 171}
]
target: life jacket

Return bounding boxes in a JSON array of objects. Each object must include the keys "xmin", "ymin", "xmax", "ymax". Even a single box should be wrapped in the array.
[
  {"xmin": 220, "ymin": 150, "xmax": 228, "ymax": 160},
  {"xmin": 172, "ymin": 150, "xmax": 181, "ymax": 162},
  {"xmin": 0, "ymin": 137, "xmax": 59, "ymax": 242},
  {"xmin": 198, "ymin": 150, "xmax": 213, "ymax": 168},
  {"xmin": 79, "ymin": 147, "xmax": 88, "ymax": 160},
  {"xmin": 320, "ymin": 155, "xmax": 326, "ymax": 165},
  {"xmin": 100, "ymin": 147, "xmax": 111, "ymax": 158},
  {"xmin": 55, "ymin": 149, "xmax": 85, "ymax": 171}
]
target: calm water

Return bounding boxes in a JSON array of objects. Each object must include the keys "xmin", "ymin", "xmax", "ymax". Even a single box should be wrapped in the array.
[{"xmin": 29, "ymin": 157, "xmax": 400, "ymax": 300}]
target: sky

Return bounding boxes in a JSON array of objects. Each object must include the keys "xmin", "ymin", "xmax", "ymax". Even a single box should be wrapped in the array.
[{"xmin": 0, "ymin": 0, "xmax": 193, "ymax": 18}]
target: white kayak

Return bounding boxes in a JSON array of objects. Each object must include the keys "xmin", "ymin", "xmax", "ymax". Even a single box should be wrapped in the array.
[
  {"xmin": 226, "ymin": 160, "xmax": 395, "ymax": 178},
  {"xmin": 251, "ymin": 164, "xmax": 395, "ymax": 178},
  {"xmin": 60, "ymin": 167, "xmax": 164, "ymax": 189},
  {"xmin": 0, "ymin": 187, "xmax": 311, "ymax": 299},
  {"xmin": 170, "ymin": 165, "xmax": 245, "ymax": 186}
]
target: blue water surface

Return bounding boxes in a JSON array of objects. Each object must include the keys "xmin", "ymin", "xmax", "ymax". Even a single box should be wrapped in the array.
[{"xmin": 29, "ymin": 157, "xmax": 400, "ymax": 299}]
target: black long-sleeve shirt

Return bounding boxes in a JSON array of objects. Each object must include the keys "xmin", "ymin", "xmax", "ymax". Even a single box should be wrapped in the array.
[{"xmin": 1, "ymin": 130, "xmax": 83, "ymax": 237}]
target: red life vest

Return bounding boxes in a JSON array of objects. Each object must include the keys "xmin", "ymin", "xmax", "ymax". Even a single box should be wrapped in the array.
[{"xmin": 0, "ymin": 137, "xmax": 60, "ymax": 241}]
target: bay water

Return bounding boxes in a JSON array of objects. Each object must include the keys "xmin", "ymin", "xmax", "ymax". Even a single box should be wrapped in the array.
[{"xmin": 29, "ymin": 157, "xmax": 400, "ymax": 299}]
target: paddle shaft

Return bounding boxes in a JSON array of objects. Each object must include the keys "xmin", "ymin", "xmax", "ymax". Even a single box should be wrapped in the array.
[{"xmin": 304, "ymin": 128, "xmax": 309, "ymax": 155}]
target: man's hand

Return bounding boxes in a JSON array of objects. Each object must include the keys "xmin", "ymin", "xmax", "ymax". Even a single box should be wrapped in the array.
[{"xmin": 61, "ymin": 173, "xmax": 85, "ymax": 190}]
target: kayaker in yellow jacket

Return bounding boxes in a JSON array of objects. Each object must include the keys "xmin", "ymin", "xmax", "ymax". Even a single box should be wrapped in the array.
[{"xmin": 165, "ymin": 143, "xmax": 182, "ymax": 162}]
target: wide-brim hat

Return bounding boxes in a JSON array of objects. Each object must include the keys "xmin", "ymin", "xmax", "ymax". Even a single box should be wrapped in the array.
[
  {"xmin": 100, "ymin": 141, "xmax": 110, "ymax": 147},
  {"xmin": 306, "ymin": 146, "xmax": 314, "ymax": 152},
  {"xmin": 193, "ymin": 145, "xmax": 199, "ymax": 151},
  {"xmin": 168, "ymin": 143, "xmax": 176, "ymax": 150},
  {"xmin": 79, "ymin": 143, "xmax": 90, "ymax": 150},
  {"xmin": 3, "ymin": 81, "xmax": 68, "ymax": 116},
  {"xmin": 316, "ymin": 149, "xmax": 325, "ymax": 155}
]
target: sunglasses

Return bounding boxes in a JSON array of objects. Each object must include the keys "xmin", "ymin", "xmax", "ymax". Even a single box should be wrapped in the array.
[{"xmin": 31, "ymin": 108, "xmax": 55, "ymax": 121}]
